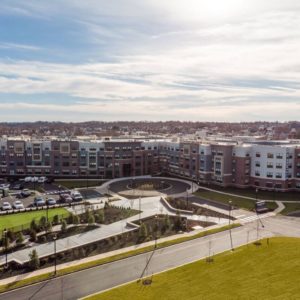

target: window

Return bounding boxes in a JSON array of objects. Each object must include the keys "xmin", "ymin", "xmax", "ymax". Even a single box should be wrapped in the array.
[
  {"xmin": 267, "ymin": 153, "xmax": 274, "ymax": 158},
  {"xmin": 267, "ymin": 163, "xmax": 273, "ymax": 168},
  {"xmin": 276, "ymin": 154, "xmax": 283, "ymax": 159},
  {"xmin": 276, "ymin": 163, "xmax": 282, "ymax": 169},
  {"xmin": 256, "ymin": 152, "xmax": 261, "ymax": 158},
  {"xmin": 266, "ymin": 172, "xmax": 273, "ymax": 178},
  {"xmin": 275, "ymin": 173, "xmax": 282, "ymax": 178}
]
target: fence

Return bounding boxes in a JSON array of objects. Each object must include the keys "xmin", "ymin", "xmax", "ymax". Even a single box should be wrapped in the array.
[{"xmin": 0, "ymin": 211, "xmax": 70, "ymax": 238}]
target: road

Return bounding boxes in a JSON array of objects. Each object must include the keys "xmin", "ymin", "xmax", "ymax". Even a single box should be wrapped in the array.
[{"xmin": 2, "ymin": 215, "xmax": 300, "ymax": 300}]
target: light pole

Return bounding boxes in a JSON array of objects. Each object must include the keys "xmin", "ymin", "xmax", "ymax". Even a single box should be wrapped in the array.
[
  {"xmin": 53, "ymin": 234, "xmax": 57, "ymax": 276},
  {"xmin": 154, "ymin": 214, "xmax": 158, "ymax": 249},
  {"xmin": 3, "ymin": 228, "xmax": 8, "ymax": 269},
  {"xmin": 139, "ymin": 196, "xmax": 141, "ymax": 221},
  {"xmin": 228, "ymin": 200, "xmax": 234, "ymax": 251},
  {"xmin": 186, "ymin": 187, "xmax": 189, "ymax": 209}
]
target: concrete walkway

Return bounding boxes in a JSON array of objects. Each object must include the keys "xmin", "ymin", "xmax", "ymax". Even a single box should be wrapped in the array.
[{"xmin": 0, "ymin": 220, "xmax": 238, "ymax": 287}]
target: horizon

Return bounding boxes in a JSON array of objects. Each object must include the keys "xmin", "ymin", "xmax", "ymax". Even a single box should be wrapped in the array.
[{"xmin": 0, "ymin": 1, "xmax": 300, "ymax": 122}]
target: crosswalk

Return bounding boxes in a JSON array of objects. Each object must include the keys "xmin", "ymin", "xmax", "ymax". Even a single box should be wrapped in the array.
[{"xmin": 239, "ymin": 212, "xmax": 275, "ymax": 224}]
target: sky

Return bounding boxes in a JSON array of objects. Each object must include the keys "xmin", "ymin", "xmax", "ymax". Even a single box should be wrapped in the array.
[{"xmin": 0, "ymin": 0, "xmax": 300, "ymax": 122}]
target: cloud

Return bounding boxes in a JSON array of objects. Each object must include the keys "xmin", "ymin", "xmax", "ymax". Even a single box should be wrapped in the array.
[
  {"xmin": 0, "ymin": 1, "xmax": 300, "ymax": 121},
  {"xmin": 0, "ymin": 42, "xmax": 41, "ymax": 51}
]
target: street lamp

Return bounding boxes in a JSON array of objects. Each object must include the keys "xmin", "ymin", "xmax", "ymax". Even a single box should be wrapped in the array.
[
  {"xmin": 228, "ymin": 200, "xmax": 234, "ymax": 251},
  {"xmin": 154, "ymin": 214, "xmax": 158, "ymax": 249},
  {"xmin": 53, "ymin": 234, "xmax": 57, "ymax": 276},
  {"xmin": 186, "ymin": 187, "xmax": 189, "ymax": 209},
  {"xmin": 3, "ymin": 228, "xmax": 8, "ymax": 269}
]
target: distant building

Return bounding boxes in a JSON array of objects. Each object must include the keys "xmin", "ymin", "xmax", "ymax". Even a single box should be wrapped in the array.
[{"xmin": 0, "ymin": 137, "xmax": 300, "ymax": 191}]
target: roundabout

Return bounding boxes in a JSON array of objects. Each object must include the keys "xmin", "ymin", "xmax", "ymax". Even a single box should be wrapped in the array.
[{"xmin": 107, "ymin": 177, "xmax": 192, "ymax": 198}]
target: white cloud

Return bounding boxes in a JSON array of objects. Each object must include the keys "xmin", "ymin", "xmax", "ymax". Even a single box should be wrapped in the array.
[{"xmin": 0, "ymin": 0, "xmax": 300, "ymax": 121}]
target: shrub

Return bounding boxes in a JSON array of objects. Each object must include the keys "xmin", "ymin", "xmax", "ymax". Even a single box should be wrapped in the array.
[
  {"xmin": 30, "ymin": 230, "xmax": 37, "ymax": 242},
  {"xmin": 39, "ymin": 216, "xmax": 47, "ymax": 229},
  {"xmin": 7, "ymin": 230, "xmax": 15, "ymax": 243},
  {"xmin": 61, "ymin": 220, "xmax": 67, "ymax": 233},
  {"xmin": 16, "ymin": 232, "xmax": 24, "ymax": 245},
  {"xmin": 138, "ymin": 223, "xmax": 148, "ymax": 241},
  {"xmin": 73, "ymin": 215, "xmax": 79, "ymax": 225},
  {"xmin": 46, "ymin": 221, "xmax": 52, "ymax": 233},
  {"xmin": 88, "ymin": 214, "xmax": 95, "ymax": 225},
  {"xmin": 68, "ymin": 214, "xmax": 75, "ymax": 224},
  {"xmin": 28, "ymin": 249, "xmax": 40, "ymax": 270},
  {"xmin": 98, "ymin": 211, "xmax": 105, "ymax": 223},
  {"xmin": 30, "ymin": 219, "xmax": 39, "ymax": 232},
  {"xmin": 53, "ymin": 215, "xmax": 59, "ymax": 225},
  {"xmin": 40, "ymin": 235, "xmax": 47, "ymax": 243}
]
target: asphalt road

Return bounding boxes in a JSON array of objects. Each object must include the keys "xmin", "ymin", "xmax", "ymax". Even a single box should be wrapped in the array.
[{"xmin": 2, "ymin": 215, "xmax": 300, "ymax": 300}]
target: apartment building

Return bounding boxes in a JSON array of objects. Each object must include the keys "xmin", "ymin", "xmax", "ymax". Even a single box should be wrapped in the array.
[{"xmin": 0, "ymin": 138, "xmax": 300, "ymax": 191}]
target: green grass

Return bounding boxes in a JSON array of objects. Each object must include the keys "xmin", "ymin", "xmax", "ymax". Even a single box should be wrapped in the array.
[
  {"xmin": 86, "ymin": 237, "xmax": 300, "ymax": 300},
  {"xmin": 0, "ymin": 224, "xmax": 238, "ymax": 293},
  {"xmin": 194, "ymin": 190, "xmax": 278, "ymax": 211},
  {"xmin": 0, "ymin": 208, "xmax": 70, "ymax": 232},
  {"xmin": 200, "ymin": 185, "xmax": 300, "ymax": 201},
  {"xmin": 281, "ymin": 203, "xmax": 300, "ymax": 215},
  {"xmin": 56, "ymin": 180, "xmax": 104, "ymax": 189}
]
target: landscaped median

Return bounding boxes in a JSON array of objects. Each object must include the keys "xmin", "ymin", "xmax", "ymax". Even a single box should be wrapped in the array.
[
  {"xmin": 0, "ymin": 223, "xmax": 240, "ymax": 293},
  {"xmin": 83, "ymin": 237, "xmax": 300, "ymax": 300}
]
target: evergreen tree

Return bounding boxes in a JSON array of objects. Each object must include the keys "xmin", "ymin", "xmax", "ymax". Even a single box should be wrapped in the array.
[
  {"xmin": 61, "ymin": 220, "xmax": 67, "ymax": 233},
  {"xmin": 16, "ymin": 232, "xmax": 24, "ymax": 245},
  {"xmin": 73, "ymin": 215, "xmax": 79, "ymax": 225},
  {"xmin": 138, "ymin": 223, "xmax": 148, "ymax": 240},
  {"xmin": 28, "ymin": 249, "xmax": 40, "ymax": 270}
]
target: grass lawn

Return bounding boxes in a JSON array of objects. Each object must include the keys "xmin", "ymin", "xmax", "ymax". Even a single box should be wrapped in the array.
[
  {"xmin": 194, "ymin": 190, "xmax": 278, "ymax": 211},
  {"xmin": 0, "ymin": 208, "xmax": 70, "ymax": 232},
  {"xmin": 281, "ymin": 203, "xmax": 300, "ymax": 215},
  {"xmin": 56, "ymin": 180, "xmax": 104, "ymax": 189},
  {"xmin": 86, "ymin": 237, "xmax": 300, "ymax": 300},
  {"xmin": 200, "ymin": 184, "xmax": 300, "ymax": 201}
]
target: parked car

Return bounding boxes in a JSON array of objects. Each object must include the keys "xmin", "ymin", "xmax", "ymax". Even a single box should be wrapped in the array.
[
  {"xmin": 0, "ymin": 183, "xmax": 10, "ymax": 189},
  {"xmin": 38, "ymin": 177, "xmax": 47, "ymax": 183},
  {"xmin": 24, "ymin": 177, "xmax": 32, "ymax": 182},
  {"xmin": 21, "ymin": 189, "xmax": 31, "ymax": 198},
  {"xmin": 2, "ymin": 202, "xmax": 12, "ymax": 211},
  {"xmin": 10, "ymin": 183, "xmax": 24, "ymax": 190},
  {"xmin": 34, "ymin": 197, "xmax": 46, "ymax": 207},
  {"xmin": 46, "ymin": 198, "xmax": 56, "ymax": 206},
  {"xmin": 71, "ymin": 191, "xmax": 83, "ymax": 202},
  {"xmin": 13, "ymin": 200, "xmax": 24, "ymax": 209},
  {"xmin": 60, "ymin": 193, "xmax": 73, "ymax": 203}
]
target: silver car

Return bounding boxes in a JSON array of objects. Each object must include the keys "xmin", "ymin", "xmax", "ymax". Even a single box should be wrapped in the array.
[
  {"xmin": 2, "ymin": 202, "xmax": 12, "ymax": 211},
  {"xmin": 13, "ymin": 200, "xmax": 25, "ymax": 209}
]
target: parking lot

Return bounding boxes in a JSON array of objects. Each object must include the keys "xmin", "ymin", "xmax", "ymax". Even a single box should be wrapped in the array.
[{"xmin": 0, "ymin": 192, "xmax": 61, "ymax": 210}]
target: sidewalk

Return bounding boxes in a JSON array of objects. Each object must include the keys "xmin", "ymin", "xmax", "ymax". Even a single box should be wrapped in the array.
[{"xmin": 0, "ymin": 221, "xmax": 237, "ymax": 287}]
